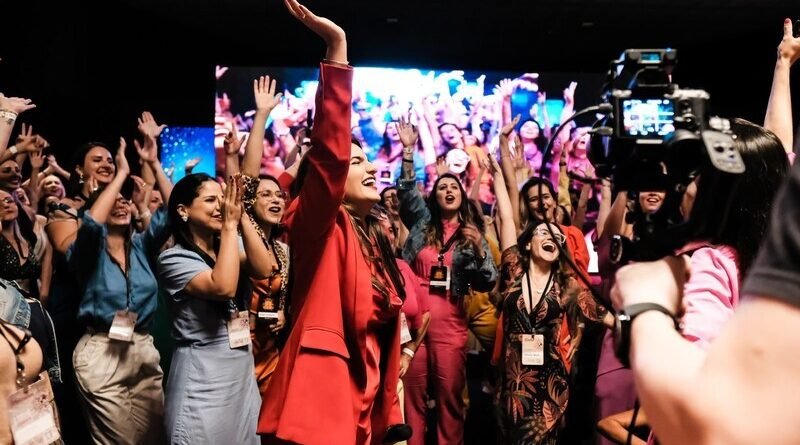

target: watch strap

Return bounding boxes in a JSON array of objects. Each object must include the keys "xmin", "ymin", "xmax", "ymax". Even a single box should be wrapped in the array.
[{"xmin": 614, "ymin": 303, "xmax": 679, "ymax": 368}]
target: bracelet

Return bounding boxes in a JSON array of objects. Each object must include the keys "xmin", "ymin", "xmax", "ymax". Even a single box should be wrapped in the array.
[
  {"xmin": 402, "ymin": 347, "xmax": 416, "ymax": 359},
  {"xmin": 8, "ymin": 145, "xmax": 18, "ymax": 155},
  {"xmin": 139, "ymin": 210, "xmax": 152, "ymax": 220},
  {"xmin": 0, "ymin": 110, "xmax": 18, "ymax": 125}
]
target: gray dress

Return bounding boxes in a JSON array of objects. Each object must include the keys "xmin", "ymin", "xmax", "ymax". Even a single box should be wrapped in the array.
[{"xmin": 158, "ymin": 245, "xmax": 260, "ymax": 445}]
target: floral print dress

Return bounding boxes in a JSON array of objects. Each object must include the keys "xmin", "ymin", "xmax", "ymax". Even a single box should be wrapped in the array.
[{"xmin": 496, "ymin": 246, "xmax": 607, "ymax": 445}]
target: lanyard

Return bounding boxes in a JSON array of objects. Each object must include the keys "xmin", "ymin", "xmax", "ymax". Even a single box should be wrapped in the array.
[
  {"xmin": 525, "ymin": 270, "xmax": 553, "ymax": 317},
  {"xmin": 437, "ymin": 225, "xmax": 462, "ymax": 265}
]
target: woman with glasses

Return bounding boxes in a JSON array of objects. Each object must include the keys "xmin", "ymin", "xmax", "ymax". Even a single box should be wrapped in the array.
[
  {"xmin": 237, "ymin": 74, "xmax": 290, "ymax": 396},
  {"xmin": 487, "ymin": 156, "xmax": 613, "ymax": 445}
]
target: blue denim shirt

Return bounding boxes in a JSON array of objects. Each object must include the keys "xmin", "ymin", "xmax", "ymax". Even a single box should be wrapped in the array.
[
  {"xmin": 397, "ymin": 177, "xmax": 497, "ymax": 297},
  {"xmin": 67, "ymin": 208, "xmax": 170, "ymax": 331}
]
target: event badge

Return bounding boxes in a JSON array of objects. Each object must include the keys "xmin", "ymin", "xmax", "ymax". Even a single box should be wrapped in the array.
[
  {"xmin": 228, "ymin": 312, "xmax": 252, "ymax": 349},
  {"xmin": 108, "ymin": 310, "xmax": 137, "ymax": 342},
  {"xmin": 521, "ymin": 334, "xmax": 545, "ymax": 366},
  {"xmin": 399, "ymin": 313, "xmax": 412, "ymax": 344},
  {"xmin": 8, "ymin": 372, "xmax": 61, "ymax": 445},
  {"xmin": 429, "ymin": 265, "xmax": 450, "ymax": 292}
]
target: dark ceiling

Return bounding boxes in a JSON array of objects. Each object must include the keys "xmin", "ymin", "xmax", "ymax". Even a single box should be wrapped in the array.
[{"xmin": 2, "ymin": 0, "xmax": 798, "ymax": 158}]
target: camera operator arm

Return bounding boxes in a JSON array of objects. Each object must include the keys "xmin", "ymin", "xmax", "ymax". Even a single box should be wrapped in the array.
[{"xmin": 764, "ymin": 18, "xmax": 800, "ymax": 155}]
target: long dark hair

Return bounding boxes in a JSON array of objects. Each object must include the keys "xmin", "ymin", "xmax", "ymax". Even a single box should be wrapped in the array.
[
  {"xmin": 365, "ymin": 205, "xmax": 406, "ymax": 301},
  {"xmin": 518, "ymin": 221, "xmax": 572, "ymax": 281},
  {"xmin": 424, "ymin": 173, "xmax": 483, "ymax": 249},
  {"xmin": 686, "ymin": 118, "xmax": 788, "ymax": 277},
  {"xmin": 65, "ymin": 141, "xmax": 113, "ymax": 198},
  {"xmin": 519, "ymin": 177, "xmax": 558, "ymax": 230},
  {"xmin": 168, "ymin": 173, "xmax": 220, "ymax": 267}
]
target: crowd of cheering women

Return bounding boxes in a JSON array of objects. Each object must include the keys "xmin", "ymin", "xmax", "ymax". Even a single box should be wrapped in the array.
[{"xmin": 1, "ymin": 1, "xmax": 799, "ymax": 444}]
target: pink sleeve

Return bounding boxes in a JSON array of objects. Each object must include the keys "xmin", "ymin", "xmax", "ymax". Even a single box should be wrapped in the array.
[{"xmin": 680, "ymin": 247, "xmax": 740, "ymax": 350}]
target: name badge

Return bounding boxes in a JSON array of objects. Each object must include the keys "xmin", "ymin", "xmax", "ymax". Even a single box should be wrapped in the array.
[
  {"xmin": 429, "ymin": 265, "xmax": 450, "ymax": 292},
  {"xmin": 108, "ymin": 310, "xmax": 138, "ymax": 342},
  {"xmin": 8, "ymin": 372, "xmax": 61, "ymax": 445},
  {"xmin": 227, "ymin": 312, "xmax": 252, "ymax": 349},
  {"xmin": 258, "ymin": 311, "xmax": 280, "ymax": 325},
  {"xmin": 521, "ymin": 334, "xmax": 545, "ymax": 366},
  {"xmin": 399, "ymin": 313, "xmax": 412, "ymax": 344}
]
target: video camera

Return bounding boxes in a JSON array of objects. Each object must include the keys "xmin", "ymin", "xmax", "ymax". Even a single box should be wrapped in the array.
[{"xmin": 587, "ymin": 49, "xmax": 746, "ymax": 263}]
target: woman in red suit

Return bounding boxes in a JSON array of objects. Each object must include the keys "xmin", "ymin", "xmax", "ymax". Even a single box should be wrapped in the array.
[{"xmin": 258, "ymin": 2, "xmax": 409, "ymax": 444}]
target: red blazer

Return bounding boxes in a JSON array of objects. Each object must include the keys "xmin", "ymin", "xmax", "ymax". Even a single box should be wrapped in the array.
[{"xmin": 258, "ymin": 63, "xmax": 403, "ymax": 445}]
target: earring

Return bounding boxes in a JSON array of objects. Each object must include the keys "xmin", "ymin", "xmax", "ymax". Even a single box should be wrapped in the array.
[{"xmin": 181, "ymin": 215, "xmax": 188, "ymax": 222}]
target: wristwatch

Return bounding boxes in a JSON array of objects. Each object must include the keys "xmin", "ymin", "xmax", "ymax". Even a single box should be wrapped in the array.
[{"xmin": 613, "ymin": 303, "xmax": 680, "ymax": 368}]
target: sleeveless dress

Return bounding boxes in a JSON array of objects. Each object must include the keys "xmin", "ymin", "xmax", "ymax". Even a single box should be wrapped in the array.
[{"xmin": 496, "ymin": 246, "xmax": 607, "ymax": 445}]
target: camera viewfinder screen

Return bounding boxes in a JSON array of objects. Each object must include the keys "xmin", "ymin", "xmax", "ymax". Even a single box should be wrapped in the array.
[{"xmin": 621, "ymin": 99, "xmax": 675, "ymax": 138}]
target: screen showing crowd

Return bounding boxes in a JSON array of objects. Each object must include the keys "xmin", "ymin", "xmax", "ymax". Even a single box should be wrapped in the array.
[{"xmin": 215, "ymin": 65, "xmax": 601, "ymax": 187}]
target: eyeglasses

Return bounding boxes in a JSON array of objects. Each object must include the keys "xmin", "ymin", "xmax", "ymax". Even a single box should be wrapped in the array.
[
  {"xmin": 532, "ymin": 228, "xmax": 566, "ymax": 244},
  {"xmin": 256, "ymin": 190, "xmax": 286, "ymax": 200},
  {"xmin": 0, "ymin": 197, "xmax": 15, "ymax": 205}
]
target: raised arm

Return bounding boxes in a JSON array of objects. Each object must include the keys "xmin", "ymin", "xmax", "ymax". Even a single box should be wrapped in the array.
[
  {"xmin": 397, "ymin": 116, "xmax": 432, "ymax": 229},
  {"xmin": 242, "ymin": 76, "xmax": 283, "ymax": 177},
  {"xmin": 487, "ymin": 156, "xmax": 516, "ymax": 251},
  {"xmin": 184, "ymin": 176, "xmax": 243, "ymax": 299},
  {"xmin": 136, "ymin": 112, "xmax": 173, "ymax": 203},
  {"xmin": 88, "ymin": 138, "xmax": 130, "ymax": 224},
  {"xmin": 285, "ymin": 0, "xmax": 353, "ymax": 240},
  {"xmin": 498, "ymin": 115, "xmax": 521, "ymax": 230},
  {"xmin": 0, "ymin": 95, "xmax": 35, "ymax": 154},
  {"xmin": 764, "ymin": 19, "xmax": 800, "ymax": 154}
]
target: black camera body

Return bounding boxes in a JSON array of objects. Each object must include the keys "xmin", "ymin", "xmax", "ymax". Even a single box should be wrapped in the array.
[
  {"xmin": 588, "ymin": 49, "xmax": 745, "ymax": 263},
  {"xmin": 590, "ymin": 49, "xmax": 744, "ymax": 193}
]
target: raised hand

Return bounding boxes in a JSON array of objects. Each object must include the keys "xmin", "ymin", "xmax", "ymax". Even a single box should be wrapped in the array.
[
  {"xmin": 15, "ymin": 123, "xmax": 39, "ymax": 152},
  {"xmin": 563, "ymin": 82, "xmax": 578, "ymax": 107},
  {"xmin": 0, "ymin": 94, "xmax": 36, "ymax": 115},
  {"xmin": 778, "ymin": 18, "xmax": 800, "ymax": 65},
  {"xmin": 435, "ymin": 157, "xmax": 450, "ymax": 176},
  {"xmin": 29, "ymin": 150, "xmax": 45, "ymax": 170},
  {"xmin": 284, "ymin": 0, "xmax": 346, "ymax": 62},
  {"xmin": 130, "ymin": 175, "xmax": 151, "ymax": 207},
  {"xmin": 215, "ymin": 65, "xmax": 229, "ymax": 80},
  {"xmin": 223, "ymin": 124, "xmax": 247, "ymax": 156},
  {"xmin": 134, "ymin": 139, "xmax": 158, "ymax": 164},
  {"xmin": 493, "ymin": 79, "xmax": 516, "ymax": 99},
  {"xmin": 222, "ymin": 175, "xmax": 243, "ymax": 230},
  {"xmin": 254, "ymin": 76, "xmax": 283, "ymax": 114},
  {"xmin": 185, "ymin": 157, "xmax": 202, "ymax": 171},
  {"xmin": 397, "ymin": 115, "xmax": 419, "ymax": 148},
  {"xmin": 137, "ymin": 111, "xmax": 167, "ymax": 140},
  {"xmin": 500, "ymin": 114, "xmax": 521, "ymax": 139},
  {"xmin": 115, "ymin": 137, "xmax": 130, "ymax": 176}
]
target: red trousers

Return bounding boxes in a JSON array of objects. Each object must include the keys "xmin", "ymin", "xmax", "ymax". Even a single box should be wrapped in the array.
[{"xmin": 404, "ymin": 292, "xmax": 468, "ymax": 445}]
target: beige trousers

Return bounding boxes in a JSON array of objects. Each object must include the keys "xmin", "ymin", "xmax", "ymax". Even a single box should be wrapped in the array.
[{"xmin": 73, "ymin": 331, "xmax": 165, "ymax": 445}]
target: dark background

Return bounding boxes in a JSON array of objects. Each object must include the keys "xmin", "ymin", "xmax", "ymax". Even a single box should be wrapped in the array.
[{"xmin": 2, "ymin": 0, "xmax": 798, "ymax": 161}]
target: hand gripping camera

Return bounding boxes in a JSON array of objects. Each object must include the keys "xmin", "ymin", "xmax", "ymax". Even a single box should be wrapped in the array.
[{"xmin": 588, "ymin": 49, "xmax": 746, "ymax": 262}]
